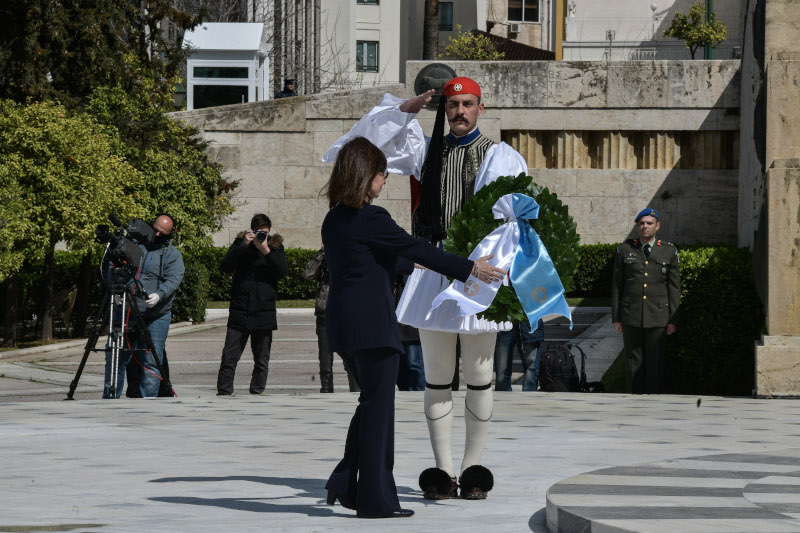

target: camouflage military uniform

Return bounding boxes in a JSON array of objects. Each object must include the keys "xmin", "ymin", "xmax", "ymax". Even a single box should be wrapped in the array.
[{"xmin": 611, "ymin": 238, "xmax": 681, "ymax": 393}]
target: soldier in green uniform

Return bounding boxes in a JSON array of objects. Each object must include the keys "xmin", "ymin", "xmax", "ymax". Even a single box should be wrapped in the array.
[{"xmin": 611, "ymin": 208, "xmax": 680, "ymax": 394}]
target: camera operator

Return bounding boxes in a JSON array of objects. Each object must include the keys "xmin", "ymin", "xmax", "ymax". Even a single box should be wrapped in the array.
[
  {"xmin": 102, "ymin": 213, "xmax": 185, "ymax": 399},
  {"xmin": 217, "ymin": 214, "xmax": 289, "ymax": 395}
]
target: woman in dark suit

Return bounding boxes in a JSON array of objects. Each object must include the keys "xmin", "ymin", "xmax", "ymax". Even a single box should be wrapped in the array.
[{"xmin": 322, "ymin": 137, "xmax": 505, "ymax": 519}]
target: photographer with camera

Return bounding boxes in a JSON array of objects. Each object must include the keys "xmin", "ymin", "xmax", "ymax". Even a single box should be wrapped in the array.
[
  {"xmin": 102, "ymin": 213, "xmax": 185, "ymax": 399},
  {"xmin": 216, "ymin": 214, "xmax": 289, "ymax": 395}
]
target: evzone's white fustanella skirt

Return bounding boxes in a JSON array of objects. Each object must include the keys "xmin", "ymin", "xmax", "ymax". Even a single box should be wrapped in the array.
[{"xmin": 396, "ymin": 268, "xmax": 511, "ymax": 334}]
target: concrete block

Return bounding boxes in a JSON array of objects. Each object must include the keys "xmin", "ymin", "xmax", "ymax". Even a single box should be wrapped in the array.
[
  {"xmin": 306, "ymin": 89, "xmax": 390, "ymax": 119},
  {"xmin": 697, "ymin": 170, "xmax": 739, "ymax": 198},
  {"xmin": 480, "ymin": 62, "xmax": 551, "ymax": 108},
  {"xmin": 240, "ymin": 165, "xmax": 286, "ymax": 198},
  {"xmin": 227, "ymin": 197, "xmax": 270, "ymax": 229},
  {"xmin": 241, "ymin": 133, "xmax": 281, "ymax": 166},
  {"xmin": 383, "ymin": 174, "xmax": 413, "ymax": 200},
  {"xmin": 204, "ymin": 131, "xmax": 242, "ymax": 145},
  {"xmin": 755, "ymin": 336, "xmax": 800, "ymax": 396},
  {"xmin": 561, "ymin": 109, "xmax": 661, "ymax": 131},
  {"xmin": 306, "ymin": 120, "xmax": 345, "ymax": 133},
  {"xmin": 480, "ymin": 117, "xmax": 502, "ymax": 144},
  {"xmin": 765, "ymin": 166, "xmax": 800, "ymax": 335},
  {"xmin": 206, "ymin": 145, "xmax": 241, "ymax": 171},
  {"xmin": 314, "ymin": 131, "xmax": 345, "ymax": 164},
  {"xmin": 767, "ymin": 60, "xmax": 800, "ymax": 165},
  {"xmin": 607, "ymin": 62, "xmax": 669, "ymax": 108},
  {"xmin": 280, "ymin": 133, "xmax": 316, "ymax": 166},
  {"xmin": 668, "ymin": 61, "xmax": 741, "ymax": 108},
  {"xmin": 622, "ymin": 170, "xmax": 670, "ymax": 199},
  {"xmin": 270, "ymin": 199, "xmax": 322, "ymax": 229},
  {"xmin": 281, "ymin": 227, "xmax": 323, "ymax": 249},
  {"xmin": 575, "ymin": 170, "xmax": 624, "ymax": 197},
  {"xmin": 547, "ymin": 61, "xmax": 607, "ymax": 108},
  {"xmin": 530, "ymin": 169, "xmax": 577, "ymax": 197},
  {"xmin": 202, "ymin": 99, "xmax": 306, "ymax": 132},
  {"xmin": 284, "ymin": 166, "xmax": 330, "ymax": 200},
  {"xmin": 500, "ymin": 109, "xmax": 564, "ymax": 130}
]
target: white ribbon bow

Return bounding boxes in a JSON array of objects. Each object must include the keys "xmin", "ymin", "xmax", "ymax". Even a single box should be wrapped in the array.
[{"xmin": 427, "ymin": 194, "xmax": 520, "ymax": 318}]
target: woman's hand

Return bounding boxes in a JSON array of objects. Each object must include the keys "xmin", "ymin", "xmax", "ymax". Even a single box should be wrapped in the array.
[
  {"xmin": 399, "ymin": 89, "xmax": 434, "ymax": 114},
  {"xmin": 471, "ymin": 254, "xmax": 507, "ymax": 284}
]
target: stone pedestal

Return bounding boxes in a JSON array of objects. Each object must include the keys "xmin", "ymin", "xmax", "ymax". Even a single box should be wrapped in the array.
[
  {"xmin": 755, "ymin": 335, "xmax": 800, "ymax": 397},
  {"xmin": 755, "ymin": 162, "xmax": 800, "ymax": 397}
]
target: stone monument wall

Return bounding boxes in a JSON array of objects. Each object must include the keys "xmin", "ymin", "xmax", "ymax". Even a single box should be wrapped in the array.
[{"xmin": 172, "ymin": 59, "xmax": 741, "ymax": 249}]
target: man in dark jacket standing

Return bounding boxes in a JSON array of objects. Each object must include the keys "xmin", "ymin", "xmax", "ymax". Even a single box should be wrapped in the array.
[
  {"xmin": 611, "ymin": 208, "xmax": 681, "ymax": 394},
  {"xmin": 217, "ymin": 214, "xmax": 289, "ymax": 395}
]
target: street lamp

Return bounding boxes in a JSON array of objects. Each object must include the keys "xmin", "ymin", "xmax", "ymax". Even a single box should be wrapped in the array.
[{"xmin": 172, "ymin": 83, "xmax": 187, "ymax": 110}]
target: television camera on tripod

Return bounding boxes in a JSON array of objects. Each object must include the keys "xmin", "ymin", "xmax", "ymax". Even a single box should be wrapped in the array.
[{"xmin": 66, "ymin": 214, "xmax": 178, "ymax": 400}]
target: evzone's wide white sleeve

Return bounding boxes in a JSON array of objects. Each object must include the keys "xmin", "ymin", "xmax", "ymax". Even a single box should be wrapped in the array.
[
  {"xmin": 321, "ymin": 93, "xmax": 427, "ymax": 177},
  {"xmin": 473, "ymin": 142, "xmax": 529, "ymax": 193}
]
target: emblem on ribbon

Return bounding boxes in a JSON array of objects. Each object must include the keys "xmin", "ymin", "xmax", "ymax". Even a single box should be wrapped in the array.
[
  {"xmin": 463, "ymin": 280, "xmax": 479, "ymax": 297},
  {"xmin": 531, "ymin": 286, "xmax": 548, "ymax": 304}
]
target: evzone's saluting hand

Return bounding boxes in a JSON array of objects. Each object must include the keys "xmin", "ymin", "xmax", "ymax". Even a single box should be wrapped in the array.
[{"xmin": 399, "ymin": 89, "xmax": 435, "ymax": 114}]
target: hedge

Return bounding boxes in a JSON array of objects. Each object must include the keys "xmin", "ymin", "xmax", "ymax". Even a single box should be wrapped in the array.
[
  {"xmin": 665, "ymin": 245, "xmax": 764, "ymax": 396},
  {"xmin": 1, "ymin": 244, "xmax": 765, "ymax": 397}
]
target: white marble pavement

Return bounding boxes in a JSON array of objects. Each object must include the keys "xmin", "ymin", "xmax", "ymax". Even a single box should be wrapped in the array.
[{"xmin": 2, "ymin": 392, "xmax": 800, "ymax": 532}]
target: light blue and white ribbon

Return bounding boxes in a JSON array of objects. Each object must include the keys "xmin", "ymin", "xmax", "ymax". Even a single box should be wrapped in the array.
[{"xmin": 428, "ymin": 193, "xmax": 572, "ymax": 331}]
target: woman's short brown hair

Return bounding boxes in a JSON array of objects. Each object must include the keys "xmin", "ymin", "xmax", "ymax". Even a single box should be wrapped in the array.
[{"xmin": 324, "ymin": 137, "xmax": 387, "ymax": 209}]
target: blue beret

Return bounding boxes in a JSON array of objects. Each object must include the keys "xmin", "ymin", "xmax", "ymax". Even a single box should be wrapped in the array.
[{"xmin": 635, "ymin": 208, "xmax": 659, "ymax": 222}]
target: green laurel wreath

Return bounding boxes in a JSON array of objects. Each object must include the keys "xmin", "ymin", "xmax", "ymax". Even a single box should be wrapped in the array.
[{"xmin": 442, "ymin": 173, "xmax": 581, "ymax": 324}]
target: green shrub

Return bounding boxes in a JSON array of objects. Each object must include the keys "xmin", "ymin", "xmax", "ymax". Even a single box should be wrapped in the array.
[
  {"xmin": 665, "ymin": 245, "xmax": 763, "ymax": 395},
  {"xmin": 280, "ymin": 248, "xmax": 318, "ymax": 300},
  {"xmin": 569, "ymin": 244, "xmax": 617, "ymax": 296},
  {"xmin": 171, "ymin": 258, "xmax": 209, "ymax": 323},
  {"xmin": 185, "ymin": 245, "xmax": 231, "ymax": 302}
]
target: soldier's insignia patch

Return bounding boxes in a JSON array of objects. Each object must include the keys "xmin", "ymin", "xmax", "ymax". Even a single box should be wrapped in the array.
[
  {"xmin": 661, "ymin": 267, "xmax": 667, "ymax": 273},
  {"xmin": 454, "ymin": 83, "xmax": 463, "ymax": 92}
]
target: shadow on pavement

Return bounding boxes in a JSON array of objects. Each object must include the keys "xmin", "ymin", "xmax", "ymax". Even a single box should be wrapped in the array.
[
  {"xmin": 528, "ymin": 507, "xmax": 548, "ymax": 532},
  {"xmin": 149, "ymin": 475, "xmax": 422, "ymax": 517}
]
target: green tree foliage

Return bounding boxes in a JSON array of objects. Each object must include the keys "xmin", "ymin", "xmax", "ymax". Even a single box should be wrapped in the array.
[
  {"xmin": 0, "ymin": 0, "xmax": 202, "ymax": 106},
  {"xmin": 0, "ymin": 99, "xmax": 144, "ymax": 282},
  {"xmin": 663, "ymin": 1, "xmax": 728, "ymax": 59},
  {"xmin": 443, "ymin": 25, "xmax": 505, "ymax": 61},
  {"xmin": 85, "ymin": 85, "xmax": 237, "ymax": 247}
]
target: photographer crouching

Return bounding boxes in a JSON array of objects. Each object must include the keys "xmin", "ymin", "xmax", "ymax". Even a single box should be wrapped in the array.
[
  {"xmin": 102, "ymin": 213, "xmax": 185, "ymax": 399},
  {"xmin": 217, "ymin": 214, "xmax": 289, "ymax": 395}
]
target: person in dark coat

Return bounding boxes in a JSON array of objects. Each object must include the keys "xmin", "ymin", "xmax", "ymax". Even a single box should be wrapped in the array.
[
  {"xmin": 321, "ymin": 137, "xmax": 505, "ymax": 519},
  {"xmin": 216, "ymin": 214, "xmax": 289, "ymax": 395},
  {"xmin": 302, "ymin": 248, "xmax": 359, "ymax": 393}
]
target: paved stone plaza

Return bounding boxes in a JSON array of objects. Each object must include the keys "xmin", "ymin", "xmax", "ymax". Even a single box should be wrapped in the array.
[{"xmin": 2, "ymin": 309, "xmax": 800, "ymax": 532}]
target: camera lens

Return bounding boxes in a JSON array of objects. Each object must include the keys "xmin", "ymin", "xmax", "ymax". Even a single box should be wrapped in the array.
[{"xmin": 256, "ymin": 230, "xmax": 267, "ymax": 242}]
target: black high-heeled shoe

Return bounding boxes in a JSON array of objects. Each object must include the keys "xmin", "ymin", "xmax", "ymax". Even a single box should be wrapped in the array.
[
  {"xmin": 387, "ymin": 509, "xmax": 414, "ymax": 518},
  {"xmin": 326, "ymin": 490, "xmax": 356, "ymax": 510}
]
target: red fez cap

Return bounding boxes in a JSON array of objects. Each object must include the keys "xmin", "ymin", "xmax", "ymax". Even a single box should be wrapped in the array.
[{"xmin": 442, "ymin": 77, "xmax": 481, "ymax": 99}]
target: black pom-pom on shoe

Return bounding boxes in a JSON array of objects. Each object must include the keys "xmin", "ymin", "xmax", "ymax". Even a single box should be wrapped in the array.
[
  {"xmin": 459, "ymin": 465, "xmax": 494, "ymax": 500},
  {"xmin": 418, "ymin": 467, "xmax": 457, "ymax": 500}
]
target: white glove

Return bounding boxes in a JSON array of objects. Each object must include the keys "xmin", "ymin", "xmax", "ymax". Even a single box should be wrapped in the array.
[{"xmin": 145, "ymin": 293, "xmax": 161, "ymax": 308}]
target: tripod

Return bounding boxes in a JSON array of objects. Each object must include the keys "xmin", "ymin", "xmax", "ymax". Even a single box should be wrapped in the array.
[{"xmin": 65, "ymin": 267, "xmax": 174, "ymax": 400}]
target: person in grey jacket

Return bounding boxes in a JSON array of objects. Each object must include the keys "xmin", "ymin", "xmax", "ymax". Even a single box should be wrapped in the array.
[{"xmin": 103, "ymin": 213, "xmax": 185, "ymax": 398}]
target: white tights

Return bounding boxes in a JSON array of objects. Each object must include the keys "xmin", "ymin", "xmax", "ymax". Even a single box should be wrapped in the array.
[{"xmin": 419, "ymin": 329, "xmax": 495, "ymax": 478}]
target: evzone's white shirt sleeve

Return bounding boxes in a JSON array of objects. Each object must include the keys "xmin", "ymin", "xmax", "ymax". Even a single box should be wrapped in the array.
[
  {"xmin": 473, "ymin": 142, "xmax": 529, "ymax": 193},
  {"xmin": 321, "ymin": 93, "xmax": 427, "ymax": 178}
]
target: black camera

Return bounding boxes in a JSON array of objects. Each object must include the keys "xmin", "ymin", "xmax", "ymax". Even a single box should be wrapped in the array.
[
  {"xmin": 95, "ymin": 214, "xmax": 155, "ymax": 270},
  {"xmin": 255, "ymin": 229, "xmax": 268, "ymax": 243}
]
